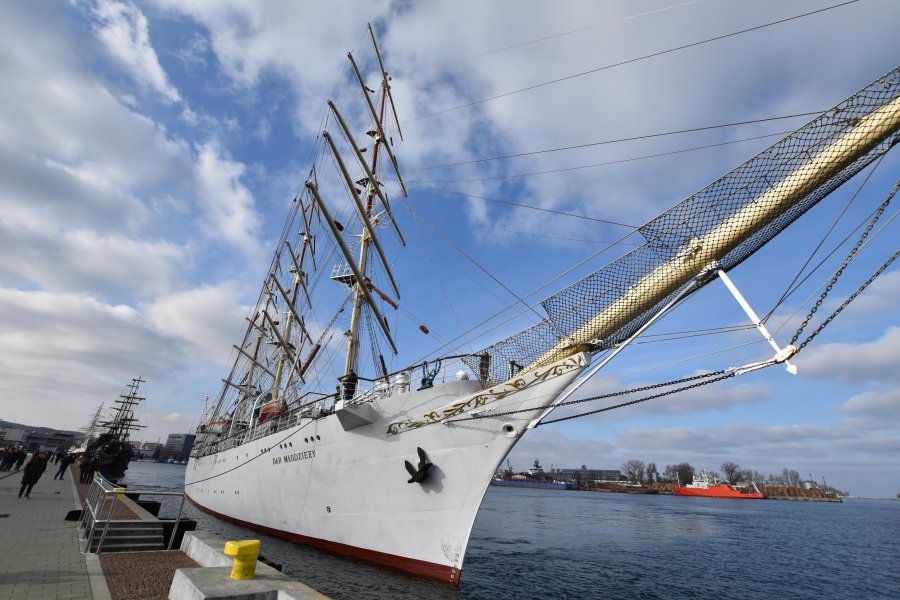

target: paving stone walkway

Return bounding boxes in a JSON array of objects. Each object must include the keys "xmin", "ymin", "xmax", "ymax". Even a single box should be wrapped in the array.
[{"xmin": 0, "ymin": 463, "xmax": 96, "ymax": 599}]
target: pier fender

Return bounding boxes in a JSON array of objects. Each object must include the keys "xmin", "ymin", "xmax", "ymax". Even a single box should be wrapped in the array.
[{"xmin": 404, "ymin": 447, "xmax": 433, "ymax": 483}]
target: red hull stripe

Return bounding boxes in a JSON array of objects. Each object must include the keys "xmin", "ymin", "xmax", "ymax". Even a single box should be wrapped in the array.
[{"xmin": 185, "ymin": 493, "xmax": 461, "ymax": 585}]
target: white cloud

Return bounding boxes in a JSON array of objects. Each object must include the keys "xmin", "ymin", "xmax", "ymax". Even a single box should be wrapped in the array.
[
  {"xmin": 838, "ymin": 269, "xmax": 900, "ymax": 318},
  {"xmin": 546, "ymin": 375, "xmax": 771, "ymax": 423},
  {"xmin": 88, "ymin": 0, "xmax": 182, "ymax": 103},
  {"xmin": 0, "ymin": 217, "xmax": 187, "ymax": 297},
  {"xmin": 149, "ymin": 0, "xmax": 392, "ymax": 132},
  {"xmin": 0, "ymin": 288, "xmax": 184, "ymax": 426},
  {"xmin": 799, "ymin": 326, "xmax": 900, "ymax": 384},
  {"xmin": 193, "ymin": 142, "xmax": 263, "ymax": 256},
  {"xmin": 839, "ymin": 388, "xmax": 900, "ymax": 429},
  {"xmin": 144, "ymin": 283, "xmax": 251, "ymax": 365}
]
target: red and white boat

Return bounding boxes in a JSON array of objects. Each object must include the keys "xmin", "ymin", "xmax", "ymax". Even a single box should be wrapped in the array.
[{"xmin": 675, "ymin": 468, "xmax": 764, "ymax": 499}]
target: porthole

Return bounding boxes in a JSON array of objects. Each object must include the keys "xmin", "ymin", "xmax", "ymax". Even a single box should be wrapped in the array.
[
  {"xmin": 304, "ymin": 438, "xmax": 308, "ymax": 443},
  {"xmin": 316, "ymin": 435, "xmax": 321, "ymax": 441}
]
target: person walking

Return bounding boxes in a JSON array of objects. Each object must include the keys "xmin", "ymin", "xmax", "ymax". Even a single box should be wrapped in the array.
[
  {"xmin": 53, "ymin": 453, "xmax": 73, "ymax": 480},
  {"xmin": 79, "ymin": 456, "xmax": 95, "ymax": 484},
  {"xmin": 14, "ymin": 448, "xmax": 27, "ymax": 470},
  {"xmin": 19, "ymin": 452, "xmax": 48, "ymax": 499},
  {"xmin": 0, "ymin": 447, "xmax": 13, "ymax": 471}
]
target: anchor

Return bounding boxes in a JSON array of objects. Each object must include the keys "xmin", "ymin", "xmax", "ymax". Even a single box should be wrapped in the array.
[{"xmin": 404, "ymin": 447, "xmax": 433, "ymax": 484}]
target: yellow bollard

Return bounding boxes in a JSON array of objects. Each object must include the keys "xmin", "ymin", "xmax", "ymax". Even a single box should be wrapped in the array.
[{"xmin": 224, "ymin": 540, "xmax": 260, "ymax": 580}]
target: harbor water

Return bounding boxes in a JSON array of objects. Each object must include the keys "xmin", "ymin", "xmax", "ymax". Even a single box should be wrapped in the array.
[{"xmin": 121, "ymin": 462, "xmax": 899, "ymax": 599}]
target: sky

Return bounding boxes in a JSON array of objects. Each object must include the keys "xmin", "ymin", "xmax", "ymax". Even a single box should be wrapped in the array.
[{"xmin": 0, "ymin": 0, "xmax": 898, "ymax": 496}]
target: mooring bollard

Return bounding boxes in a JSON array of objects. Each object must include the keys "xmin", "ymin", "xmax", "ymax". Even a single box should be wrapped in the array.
[{"xmin": 224, "ymin": 540, "xmax": 260, "ymax": 579}]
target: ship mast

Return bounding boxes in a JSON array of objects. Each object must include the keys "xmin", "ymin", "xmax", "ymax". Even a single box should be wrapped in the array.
[
  {"xmin": 100, "ymin": 376, "xmax": 147, "ymax": 441},
  {"xmin": 339, "ymin": 26, "xmax": 406, "ymax": 383},
  {"xmin": 270, "ymin": 198, "xmax": 316, "ymax": 400},
  {"xmin": 343, "ymin": 82, "xmax": 387, "ymax": 379}
]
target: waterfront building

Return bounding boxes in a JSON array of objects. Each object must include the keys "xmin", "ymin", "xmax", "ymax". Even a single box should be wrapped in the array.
[
  {"xmin": 0, "ymin": 419, "xmax": 82, "ymax": 452},
  {"xmin": 551, "ymin": 466, "xmax": 627, "ymax": 483},
  {"xmin": 164, "ymin": 433, "xmax": 196, "ymax": 461}
]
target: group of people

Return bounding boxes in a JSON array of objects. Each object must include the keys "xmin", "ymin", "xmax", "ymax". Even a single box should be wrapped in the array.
[
  {"xmin": 0, "ymin": 446, "xmax": 97, "ymax": 499},
  {"xmin": 0, "ymin": 446, "xmax": 28, "ymax": 471}
]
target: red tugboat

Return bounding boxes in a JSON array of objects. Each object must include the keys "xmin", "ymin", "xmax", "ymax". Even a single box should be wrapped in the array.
[{"xmin": 675, "ymin": 467, "xmax": 763, "ymax": 499}]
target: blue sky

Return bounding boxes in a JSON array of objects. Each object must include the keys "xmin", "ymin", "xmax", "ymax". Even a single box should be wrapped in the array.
[{"xmin": 0, "ymin": 0, "xmax": 898, "ymax": 496}]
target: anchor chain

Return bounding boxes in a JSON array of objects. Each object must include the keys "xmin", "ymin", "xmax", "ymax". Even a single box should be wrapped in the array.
[
  {"xmin": 539, "ymin": 370, "xmax": 736, "ymax": 426},
  {"xmin": 448, "ymin": 370, "xmax": 730, "ymax": 424},
  {"xmin": 791, "ymin": 181, "xmax": 897, "ymax": 346},
  {"xmin": 795, "ymin": 248, "xmax": 900, "ymax": 352}
]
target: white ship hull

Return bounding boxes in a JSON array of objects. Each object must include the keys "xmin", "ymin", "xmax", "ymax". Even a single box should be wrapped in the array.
[{"xmin": 186, "ymin": 352, "xmax": 589, "ymax": 583}]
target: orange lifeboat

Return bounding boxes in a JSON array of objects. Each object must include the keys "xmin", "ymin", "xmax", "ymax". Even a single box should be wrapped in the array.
[{"xmin": 258, "ymin": 399, "xmax": 287, "ymax": 424}]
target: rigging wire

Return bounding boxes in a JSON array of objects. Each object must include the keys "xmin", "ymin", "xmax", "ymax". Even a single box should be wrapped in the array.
[
  {"xmin": 448, "ymin": 370, "xmax": 735, "ymax": 425},
  {"xmin": 403, "ymin": 214, "xmax": 477, "ymax": 355},
  {"xmin": 636, "ymin": 323, "xmax": 755, "ymax": 339},
  {"xmin": 415, "ymin": 186, "xmax": 637, "ymax": 227},
  {"xmin": 793, "ymin": 247, "xmax": 900, "ymax": 352},
  {"xmin": 765, "ymin": 153, "xmax": 886, "ymax": 320},
  {"xmin": 394, "ymin": 196, "xmax": 556, "ymax": 332},
  {"xmin": 448, "ymin": 228, "xmax": 898, "ymax": 428},
  {"xmin": 630, "ymin": 324, "xmax": 756, "ymax": 345},
  {"xmin": 788, "ymin": 181, "xmax": 898, "ymax": 345},
  {"xmin": 403, "ymin": 0, "xmax": 858, "ymax": 123},
  {"xmin": 434, "ymin": 1, "xmax": 703, "ymax": 67},
  {"xmin": 407, "ymin": 131, "xmax": 788, "ymax": 183},
  {"xmin": 411, "ymin": 225, "xmax": 638, "ymax": 362},
  {"xmin": 415, "ymin": 112, "xmax": 822, "ymax": 171},
  {"xmin": 769, "ymin": 208, "xmax": 899, "ymax": 336},
  {"xmin": 469, "ymin": 222, "xmax": 642, "ymax": 246}
]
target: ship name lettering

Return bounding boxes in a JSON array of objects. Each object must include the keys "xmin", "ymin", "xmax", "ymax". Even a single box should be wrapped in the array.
[{"xmin": 273, "ymin": 449, "xmax": 317, "ymax": 466}]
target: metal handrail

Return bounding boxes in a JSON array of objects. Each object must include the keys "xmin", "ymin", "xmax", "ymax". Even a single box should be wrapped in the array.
[{"xmin": 80, "ymin": 475, "xmax": 187, "ymax": 553}]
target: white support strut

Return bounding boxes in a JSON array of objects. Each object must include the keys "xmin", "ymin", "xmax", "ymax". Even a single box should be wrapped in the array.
[{"xmin": 717, "ymin": 269, "xmax": 797, "ymax": 374}]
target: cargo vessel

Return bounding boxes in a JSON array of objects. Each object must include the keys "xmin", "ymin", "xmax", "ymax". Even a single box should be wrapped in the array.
[{"xmin": 675, "ymin": 467, "xmax": 764, "ymax": 499}]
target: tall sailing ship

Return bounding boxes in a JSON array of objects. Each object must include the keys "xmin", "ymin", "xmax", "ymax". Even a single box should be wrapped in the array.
[
  {"xmin": 185, "ymin": 26, "xmax": 900, "ymax": 584},
  {"xmin": 84, "ymin": 377, "xmax": 146, "ymax": 482}
]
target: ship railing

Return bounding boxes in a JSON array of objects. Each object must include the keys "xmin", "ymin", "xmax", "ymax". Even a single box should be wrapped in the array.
[
  {"xmin": 190, "ymin": 355, "xmax": 482, "ymax": 458},
  {"xmin": 341, "ymin": 354, "xmax": 481, "ymax": 407},
  {"xmin": 79, "ymin": 474, "xmax": 186, "ymax": 554}
]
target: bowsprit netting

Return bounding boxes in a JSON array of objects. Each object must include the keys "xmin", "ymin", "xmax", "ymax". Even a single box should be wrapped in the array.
[{"xmin": 464, "ymin": 66, "xmax": 900, "ymax": 386}]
